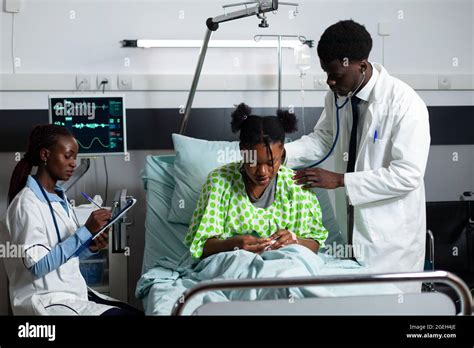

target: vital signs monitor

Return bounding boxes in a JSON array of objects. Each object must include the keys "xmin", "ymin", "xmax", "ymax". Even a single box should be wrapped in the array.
[{"xmin": 49, "ymin": 95, "xmax": 127, "ymax": 156}]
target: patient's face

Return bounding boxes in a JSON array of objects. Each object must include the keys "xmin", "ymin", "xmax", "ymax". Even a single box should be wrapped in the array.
[{"xmin": 242, "ymin": 142, "xmax": 284, "ymax": 187}]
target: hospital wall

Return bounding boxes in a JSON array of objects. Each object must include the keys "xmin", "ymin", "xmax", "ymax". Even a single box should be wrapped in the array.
[{"xmin": 0, "ymin": 0, "xmax": 473, "ymax": 314}]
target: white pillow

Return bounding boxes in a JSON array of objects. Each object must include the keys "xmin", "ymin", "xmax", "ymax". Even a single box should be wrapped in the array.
[{"xmin": 167, "ymin": 134, "xmax": 241, "ymax": 224}]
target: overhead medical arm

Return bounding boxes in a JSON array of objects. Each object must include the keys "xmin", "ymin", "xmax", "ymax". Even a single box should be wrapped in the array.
[{"xmin": 179, "ymin": 0, "xmax": 280, "ymax": 134}]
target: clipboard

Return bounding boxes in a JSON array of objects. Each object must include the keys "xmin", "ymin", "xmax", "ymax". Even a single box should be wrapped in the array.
[{"xmin": 91, "ymin": 197, "xmax": 137, "ymax": 240}]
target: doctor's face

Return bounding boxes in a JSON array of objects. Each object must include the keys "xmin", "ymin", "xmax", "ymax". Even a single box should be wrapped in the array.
[
  {"xmin": 242, "ymin": 142, "xmax": 283, "ymax": 187},
  {"xmin": 42, "ymin": 135, "xmax": 78, "ymax": 181},
  {"xmin": 321, "ymin": 59, "xmax": 367, "ymax": 97}
]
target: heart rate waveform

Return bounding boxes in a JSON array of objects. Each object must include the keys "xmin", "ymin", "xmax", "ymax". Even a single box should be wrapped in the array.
[
  {"xmin": 96, "ymin": 104, "xmax": 108, "ymax": 110},
  {"xmin": 77, "ymin": 137, "xmax": 110, "ymax": 150},
  {"xmin": 54, "ymin": 121, "xmax": 109, "ymax": 130},
  {"xmin": 50, "ymin": 96, "xmax": 125, "ymax": 155},
  {"xmin": 72, "ymin": 123, "xmax": 109, "ymax": 129}
]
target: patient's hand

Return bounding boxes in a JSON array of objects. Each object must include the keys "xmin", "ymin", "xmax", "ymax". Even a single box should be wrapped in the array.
[
  {"xmin": 268, "ymin": 230, "xmax": 320, "ymax": 253},
  {"xmin": 268, "ymin": 229, "xmax": 298, "ymax": 250},
  {"xmin": 229, "ymin": 235, "xmax": 273, "ymax": 254},
  {"xmin": 202, "ymin": 235, "xmax": 273, "ymax": 258}
]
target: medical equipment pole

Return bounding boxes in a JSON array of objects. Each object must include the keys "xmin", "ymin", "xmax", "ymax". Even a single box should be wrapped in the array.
[
  {"xmin": 179, "ymin": 27, "xmax": 213, "ymax": 134},
  {"xmin": 171, "ymin": 270, "xmax": 473, "ymax": 315},
  {"xmin": 179, "ymin": 1, "xmax": 280, "ymax": 134},
  {"xmin": 254, "ymin": 35, "xmax": 307, "ymax": 110},
  {"xmin": 278, "ymin": 35, "xmax": 282, "ymax": 108}
]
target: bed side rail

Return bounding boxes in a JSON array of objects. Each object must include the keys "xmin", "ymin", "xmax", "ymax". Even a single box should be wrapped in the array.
[{"xmin": 171, "ymin": 270, "xmax": 472, "ymax": 316}]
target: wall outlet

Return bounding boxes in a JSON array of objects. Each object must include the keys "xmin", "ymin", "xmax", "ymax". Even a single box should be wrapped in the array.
[
  {"xmin": 97, "ymin": 75, "xmax": 113, "ymax": 90},
  {"xmin": 118, "ymin": 75, "xmax": 133, "ymax": 90},
  {"xmin": 5, "ymin": 0, "xmax": 22, "ymax": 13},
  {"xmin": 76, "ymin": 75, "xmax": 91, "ymax": 90},
  {"xmin": 438, "ymin": 76, "xmax": 452, "ymax": 89}
]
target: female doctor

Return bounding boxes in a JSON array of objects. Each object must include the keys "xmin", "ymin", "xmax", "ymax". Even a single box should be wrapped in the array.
[{"xmin": 1, "ymin": 125, "xmax": 140, "ymax": 315}]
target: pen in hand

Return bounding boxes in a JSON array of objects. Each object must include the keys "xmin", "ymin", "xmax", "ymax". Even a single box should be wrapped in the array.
[{"xmin": 81, "ymin": 192, "xmax": 102, "ymax": 209}]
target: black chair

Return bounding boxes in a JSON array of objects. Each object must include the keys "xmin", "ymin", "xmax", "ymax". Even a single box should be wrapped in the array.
[
  {"xmin": 425, "ymin": 199, "xmax": 474, "ymax": 309},
  {"xmin": 426, "ymin": 201, "xmax": 474, "ymax": 280}
]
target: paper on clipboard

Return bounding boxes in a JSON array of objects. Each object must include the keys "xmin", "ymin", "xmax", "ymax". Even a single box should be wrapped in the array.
[{"xmin": 91, "ymin": 198, "xmax": 137, "ymax": 240}]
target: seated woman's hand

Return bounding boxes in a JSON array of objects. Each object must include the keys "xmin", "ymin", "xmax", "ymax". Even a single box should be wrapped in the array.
[
  {"xmin": 229, "ymin": 235, "xmax": 273, "ymax": 254},
  {"xmin": 268, "ymin": 229, "xmax": 298, "ymax": 250}
]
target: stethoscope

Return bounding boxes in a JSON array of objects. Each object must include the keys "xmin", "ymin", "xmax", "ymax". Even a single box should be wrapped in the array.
[
  {"xmin": 22, "ymin": 177, "xmax": 83, "ymax": 273},
  {"xmin": 32, "ymin": 176, "xmax": 80, "ymax": 244},
  {"xmin": 293, "ymin": 70, "xmax": 366, "ymax": 170}
]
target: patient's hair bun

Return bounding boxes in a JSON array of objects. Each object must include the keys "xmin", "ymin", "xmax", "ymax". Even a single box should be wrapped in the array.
[
  {"xmin": 231, "ymin": 103, "xmax": 252, "ymax": 133},
  {"xmin": 277, "ymin": 109, "xmax": 298, "ymax": 133}
]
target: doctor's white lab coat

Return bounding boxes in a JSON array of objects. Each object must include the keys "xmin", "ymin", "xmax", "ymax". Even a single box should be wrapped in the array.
[
  {"xmin": 286, "ymin": 63, "xmax": 431, "ymax": 292},
  {"xmin": 0, "ymin": 186, "xmax": 116, "ymax": 315}
]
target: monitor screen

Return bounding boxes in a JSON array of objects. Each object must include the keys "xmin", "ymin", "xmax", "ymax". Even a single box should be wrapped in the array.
[{"xmin": 49, "ymin": 95, "xmax": 127, "ymax": 156}]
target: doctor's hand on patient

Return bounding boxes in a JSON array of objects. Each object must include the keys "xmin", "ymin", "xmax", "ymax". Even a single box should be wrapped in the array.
[{"xmin": 293, "ymin": 168, "xmax": 344, "ymax": 190}]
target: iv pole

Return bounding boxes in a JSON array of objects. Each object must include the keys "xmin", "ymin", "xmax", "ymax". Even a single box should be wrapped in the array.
[
  {"xmin": 253, "ymin": 34, "xmax": 309, "ymax": 109},
  {"xmin": 179, "ymin": 0, "xmax": 282, "ymax": 134}
]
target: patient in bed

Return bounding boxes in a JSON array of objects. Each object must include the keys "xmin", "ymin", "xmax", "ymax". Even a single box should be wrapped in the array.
[
  {"xmin": 136, "ymin": 105, "xmax": 401, "ymax": 314},
  {"xmin": 184, "ymin": 103, "xmax": 328, "ymax": 259}
]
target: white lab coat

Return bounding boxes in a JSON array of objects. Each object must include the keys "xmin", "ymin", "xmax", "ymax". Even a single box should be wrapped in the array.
[
  {"xmin": 286, "ymin": 63, "xmax": 431, "ymax": 292},
  {"xmin": 0, "ymin": 186, "xmax": 116, "ymax": 315}
]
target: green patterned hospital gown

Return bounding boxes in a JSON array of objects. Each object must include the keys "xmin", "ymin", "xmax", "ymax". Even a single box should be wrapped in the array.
[{"xmin": 185, "ymin": 162, "xmax": 328, "ymax": 258}]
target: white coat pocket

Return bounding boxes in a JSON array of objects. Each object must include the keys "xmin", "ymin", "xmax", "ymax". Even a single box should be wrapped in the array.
[
  {"xmin": 362, "ymin": 197, "xmax": 406, "ymax": 243},
  {"xmin": 366, "ymin": 137, "xmax": 389, "ymax": 169}
]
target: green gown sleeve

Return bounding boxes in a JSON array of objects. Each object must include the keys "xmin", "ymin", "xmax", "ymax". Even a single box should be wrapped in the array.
[
  {"xmin": 184, "ymin": 169, "xmax": 228, "ymax": 258},
  {"xmin": 299, "ymin": 191, "xmax": 328, "ymax": 247}
]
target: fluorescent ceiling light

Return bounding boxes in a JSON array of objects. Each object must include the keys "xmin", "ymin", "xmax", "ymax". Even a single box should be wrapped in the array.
[{"xmin": 135, "ymin": 39, "xmax": 303, "ymax": 49}]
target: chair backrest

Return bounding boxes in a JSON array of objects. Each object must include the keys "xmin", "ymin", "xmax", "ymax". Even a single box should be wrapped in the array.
[
  {"xmin": 193, "ymin": 292, "xmax": 456, "ymax": 315},
  {"xmin": 426, "ymin": 201, "xmax": 474, "ymax": 275}
]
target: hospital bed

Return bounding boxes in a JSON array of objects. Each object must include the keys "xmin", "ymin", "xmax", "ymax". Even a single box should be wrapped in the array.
[
  {"xmin": 172, "ymin": 271, "xmax": 472, "ymax": 315},
  {"xmin": 139, "ymin": 151, "xmax": 473, "ymax": 316}
]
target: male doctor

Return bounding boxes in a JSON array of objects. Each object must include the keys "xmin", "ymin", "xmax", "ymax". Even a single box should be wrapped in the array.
[{"xmin": 286, "ymin": 20, "xmax": 431, "ymax": 292}]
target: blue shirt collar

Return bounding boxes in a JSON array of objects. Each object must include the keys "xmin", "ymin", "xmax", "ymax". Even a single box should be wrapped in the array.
[{"xmin": 26, "ymin": 175, "xmax": 68, "ymax": 213}]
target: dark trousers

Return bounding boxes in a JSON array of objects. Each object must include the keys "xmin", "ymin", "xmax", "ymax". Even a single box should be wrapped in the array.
[{"xmin": 88, "ymin": 290, "xmax": 144, "ymax": 316}]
